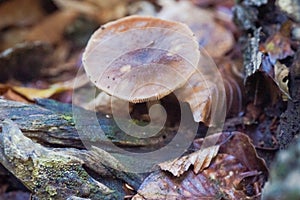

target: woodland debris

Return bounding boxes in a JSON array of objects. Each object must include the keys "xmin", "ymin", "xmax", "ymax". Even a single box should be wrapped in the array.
[{"xmin": 0, "ymin": 119, "xmax": 120, "ymax": 199}]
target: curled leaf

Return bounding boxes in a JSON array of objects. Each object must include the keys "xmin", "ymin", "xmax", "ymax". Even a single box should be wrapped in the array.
[
  {"xmin": 274, "ymin": 61, "xmax": 290, "ymax": 100},
  {"xmin": 159, "ymin": 145, "xmax": 219, "ymax": 176},
  {"xmin": 134, "ymin": 132, "xmax": 268, "ymax": 199},
  {"xmin": 194, "ymin": 132, "xmax": 269, "ymax": 178},
  {"xmin": 175, "ymin": 51, "xmax": 227, "ymax": 125},
  {"xmin": 134, "ymin": 154, "xmax": 256, "ymax": 200}
]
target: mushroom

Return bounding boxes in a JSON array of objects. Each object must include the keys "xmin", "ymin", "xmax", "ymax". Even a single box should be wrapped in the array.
[{"xmin": 82, "ymin": 15, "xmax": 225, "ymax": 126}]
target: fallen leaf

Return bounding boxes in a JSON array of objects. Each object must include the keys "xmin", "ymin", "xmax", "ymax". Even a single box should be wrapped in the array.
[
  {"xmin": 243, "ymin": 29, "xmax": 286, "ymax": 107},
  {"xmin": 12, "ymin": 85, "xmax": 68, "ymax": 101},
  {"xmin": 134, "ymin": 154, "xmax": 256, "ymax": 200},
  {"xmin": 52, "ymin": 0, "xmax": 127, "ymax": 23},
  {"xmin": 159, "ymin": 145, "xmax": 219, "ymax": 176},
  {"xmin": 0, "ymin": 82, "xmax": 72, "ymax": 102},
  {"xmin": 0, "ymin": 28, "xmax": 28, "ymax": 52},
  {"xmin": 242, "ymin": 113, "xmax": 280, "ymax": 150},
  {"xmin": 134, "ymin": 132, "xmax": 267, "ymax": 199},
  {"xmin": 0, "ymin": 84, "xmax": 30, "ymax": 102},
  {"xmin": 274, "ymin": 61, "xmax": 290, "ymax": 100},
  {"xmin": 25, "ymin": 10, "xmax": 79, "ymax": 45},
  {"xmin": 175, "ymin": 72, "xmax": 216, "ymax": 125},
  {"xmin": 194, "ymin": 132, "xmax": 269, "ymax": 178},
  {"xmin": 174, "ymin": 51, "xmax": 227, "ymax": 125},
  {"xmin": 0, "ymin": 0, "xmax": 45, "ymax": 29},
  {"xmin": 158, "ymin": 0, "xmax": 234, "ymax": 58},
  {"xmin": 2, "ymin": 89, "xmax": 29, "ymax": 103}
]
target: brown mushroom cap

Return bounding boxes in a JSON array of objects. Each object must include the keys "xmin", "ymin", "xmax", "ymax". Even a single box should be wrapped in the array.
[{"xmin": 82, "ymin": 15, "xmax": 200, "ymax": 103}]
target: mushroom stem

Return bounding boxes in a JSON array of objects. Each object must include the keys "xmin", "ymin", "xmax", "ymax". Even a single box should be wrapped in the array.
[{"xmin": 146, "ymin": 100, "xmax": 167, "ymax": 124}]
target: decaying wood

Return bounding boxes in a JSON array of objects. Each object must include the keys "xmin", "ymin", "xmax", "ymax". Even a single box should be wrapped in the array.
[
  {"xmin": 0, "ymin": 98, "xmax": 188, "ymax": 199},
  {"xmin": 0, "ymin": 98, "xmax": 180, "ymax": 149},
  {"xmin": 0, "ymin": 119, "xmax": 121, "ymax": 199}
]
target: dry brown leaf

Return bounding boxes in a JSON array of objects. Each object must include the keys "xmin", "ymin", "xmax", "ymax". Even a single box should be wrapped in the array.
[
  {"xmin": 175, "ymin": 72, "xmax": 216, "ymax": 124},
  {"xmin": 174, "ymin": 53, "xmax": 227, "ymax": 125},
  {"xmin": 194, "ymin": 132, "xmax": 269, "ymax": 178},
  {"xmin": 1, "ymin": 84, "xmax": 29, "ymax": 103},
  {"xmin": 159, "ymin": 145, "xmax": 219, "ymax": 177},
  {"xmin": 158, "ymin": 0, "xmax": 234, "ymax": 58},
  {"xmin": 0, "ymin": 83, "xmax": 72, "ymax": 102},
  {"xmin": 2, "ymin": 88, "xmax": 29, "ymax": 103},
  {"xmin": 0, "ymin": 0, "xmax": 45, "ymax": 29},
  {"xmin": 244, "ymin": 49, "xmax": 284, "ymax": 108},
  {"xmin": 0, "ymin": 28, "xmax": 29, "ymax": 51},
  {"xmin": 134, "ymin": 154, "xmax": 254, "ymax": 200},
  {"xmin": 274, "ymin": 61, "xmax": 290, "ymax": 100},
  {"xmin": 53, "ymin": 0, "xmax": 127, "ymax": 23},
  {"xmin": 12, "ymin": 85, "xmax": 68, "ymax": 101},
  {"xmin": 25, "ymin": 10, "xmax": 79, "ymax": 45},
  {"xmin": 134, "ymin": 132, "xmax": 267, "ymax": 199}
]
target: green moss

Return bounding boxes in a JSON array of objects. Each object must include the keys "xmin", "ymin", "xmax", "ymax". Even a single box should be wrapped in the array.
[
  {"xmin": 46, "ymin": 185, "xmax": 57, "ymax": 196},
  {"xmin": 61, "ymin": 114, "xmax": 75, "ymax": 125}
]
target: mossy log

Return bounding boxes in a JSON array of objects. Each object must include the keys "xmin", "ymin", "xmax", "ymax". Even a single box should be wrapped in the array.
[
  {"xmin": 0, "ymin": 119, "xmax": 124, "ymax": 199},
  {"xmin": 0, "ymin": 98, "xmax": 178, "ymax": 149},
  {"xmin": 0, "ymin": 99, "xmax": 185, "ymax": 199}
]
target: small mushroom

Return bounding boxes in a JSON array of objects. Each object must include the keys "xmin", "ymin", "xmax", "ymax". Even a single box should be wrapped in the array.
[{"xmin": 82, "ymin": 15, "xmax": 225, "ymax": 125}]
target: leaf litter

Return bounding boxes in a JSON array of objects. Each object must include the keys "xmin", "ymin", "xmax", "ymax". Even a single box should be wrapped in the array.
[
  {"xmin": 0, "ymin": 0, "xmax": 299, "ymax": 199},
  {"xmin": 134, "ymin": 132, "xmax": 268, "ymax": 199}
]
